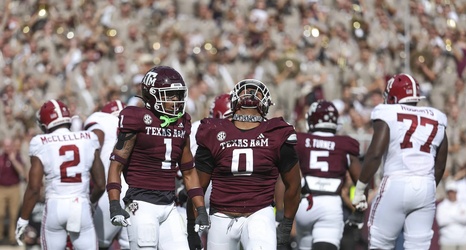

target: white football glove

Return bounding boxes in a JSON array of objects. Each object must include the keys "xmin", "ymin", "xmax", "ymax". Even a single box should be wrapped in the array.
[
  {"xmin": 15, "ymin": 218, "xmax": 29, "ymax": 246},
  {"xmin": 111, "ymin": 215, "xmax": 132, "ymax": 227},
  {"xmin": 109, "ymin": 200, "xmax": 131, "ymax": 227},
  {"xmin": 352, "ymin": 181, "xmax": 368, "ymax": 211}
]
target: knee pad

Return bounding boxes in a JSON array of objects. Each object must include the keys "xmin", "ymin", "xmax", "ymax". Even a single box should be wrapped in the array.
[
  {"xmin": 403, "ymin": 230, "xmax": 433, "ymax": 250},
  {"xmin": 312, "ymin": 242, "xmax": 338, "ymax": 250}
]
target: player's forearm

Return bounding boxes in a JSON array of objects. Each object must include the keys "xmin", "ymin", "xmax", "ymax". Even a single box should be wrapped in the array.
[
  {"xmin": 107, "ymin": 162, "xmax": 123, "ymax": 201},
  {"xmin": 20, "ymin": 187, "xmax": 40, "ymax": 220},
  {"xmin": 90, "ymin": 186, "xmax": 105, "ymax": 204},
  {"xmin": 283, "ymin": 186, "xmax": 300, "ymax": 219},
  {"xmin": 359, "ymin": 155, "xmax": 381, "ymax": 184},
  {"xmin": 182, "ymin": 168, "xmax": 202, "ymax": 191}
]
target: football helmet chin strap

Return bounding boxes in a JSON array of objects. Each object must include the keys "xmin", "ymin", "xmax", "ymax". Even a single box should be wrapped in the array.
[
  {"xmin": 232, "ymin": 114, "xmax": 264, "ymax": 122},
  {"xmin": 160, "ymin": 113, "xmax": 183, "ymax": 127}
]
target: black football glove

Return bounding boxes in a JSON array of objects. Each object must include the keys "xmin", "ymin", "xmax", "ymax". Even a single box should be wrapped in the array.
[
  {"xmin": 276, "ymin": 217, "xmax": 293, "ymax": 247},
  {"xmin": 187, "ymin": 219, "xmax": 202, "ymax": 250},
  {"xmin": 109, "ymin": 200, "xmax": 131, "ymax": 227},
  {"xmin": 195, "ymin": 206, "xmax": 210, "ymax": 232},
  {"xmin": 345, "ymin": 210, "xmax": 364, "ymax": 229}
]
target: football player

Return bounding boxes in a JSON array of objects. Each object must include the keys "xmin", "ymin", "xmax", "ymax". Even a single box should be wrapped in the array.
[
  {"xmin": 352, "ymin": 73, "xmax": 448, "ymax": 249},
  {"xmin": 15, "ymin": 99, "xmax": 106, "ymax": 249},
  {"xmin": 84, "ymin": 100, "xmax": 129, "ymax": 250},
  {"xmin": 294, "ymin": 100, "xmax": 361, "ymax": 250},
  {"xmin": 106, "ymin": 66, "xmax": 209, "ymax": 250},
  {"xmin": 189, "ymin": 79, "xmax": 302, "ymax": 249},
  {"xmin": 187, "ymin": 93, "xmax": 232, "ymax": 249}
]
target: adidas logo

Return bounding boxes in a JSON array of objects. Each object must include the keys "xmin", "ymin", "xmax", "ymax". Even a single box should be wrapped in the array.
[
  {"xmin": 178, "ymin": 123, "xmax": 184, "ymax": 128},
  {"xmin": 257, "ymin": 133, "xmax": 265, "ymax": 139}
]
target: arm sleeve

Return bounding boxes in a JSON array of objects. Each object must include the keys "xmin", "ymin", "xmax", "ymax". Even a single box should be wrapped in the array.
[
  {"xmin": 195, "ymin": 145, "xmax": 215, "ymax": 174},
  {"xmin": 277, "ymin": 143, "xmax": 299, "ymax": 174}
]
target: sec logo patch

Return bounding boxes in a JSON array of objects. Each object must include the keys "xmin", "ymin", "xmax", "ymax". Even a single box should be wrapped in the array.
[
  {"xmin": 143, "ymin": 114, "xmax": 152, "ymax": 125},
  {"xmin": 217, "ymin": 131, "xmax": 226, "ymax": 141}
]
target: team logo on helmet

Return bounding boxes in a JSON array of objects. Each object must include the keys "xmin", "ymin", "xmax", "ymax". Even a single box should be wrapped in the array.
[
  {"xmin": 142, "ymin": 72, "xmax": 158, "ymax": 87},
  {"xmin": 143, "ymin": 114, "xmax": 152, "ymax": 125}
]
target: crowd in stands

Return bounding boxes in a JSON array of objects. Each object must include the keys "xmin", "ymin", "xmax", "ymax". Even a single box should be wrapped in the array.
[{"xmin": 1, "ymin": 0, "xmax": 466, "ymax": 248}]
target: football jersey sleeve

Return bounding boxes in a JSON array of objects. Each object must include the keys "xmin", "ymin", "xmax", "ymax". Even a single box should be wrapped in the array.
[
  {"xmin": 29, "ymin": 135, "xmax": 44, "ymax": 157},
  {"xmin": 118, "ymin": 106, "xmax": 145, "ymax": 133},
  {"xmin": 437, "ymin": 111, "xmax": 448, "ymax": 128},
  {"xmin": 268, "ymin": 118, "xmax": 298, "ymax": 146},
  {"xmin": 83, "ymin": 113, "xmax": 104, "ymax": 132},
  {"xmin": 343, "ymin": 136, "xmax": 360, "ymax": 157},
  {"xmin": 195, "ymin": 118, "xmax": 212, "ymax": 148},
  {"xmin": 370, "ymin": 104, "xmax": 390, "ymax": 122},
  {"xmin": 182, "ymin": 113, "xmax": 192, "ymax": 137},
  {"xmin": 89, "ymin": 131, "xmax": 101, "ymax": 150}
]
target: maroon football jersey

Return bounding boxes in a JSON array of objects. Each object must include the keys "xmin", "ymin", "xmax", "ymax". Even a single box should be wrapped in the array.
[
  {"xmin": 118, "ymin": 106, "xmax": 191, "ymax": 191},
  {"xmin": 196, "ymin": 117, "xmax": 296, "ymax": 214},
  {"xmin": 296, "ymin": 132, "xmax": 359, "ymax": 195}
]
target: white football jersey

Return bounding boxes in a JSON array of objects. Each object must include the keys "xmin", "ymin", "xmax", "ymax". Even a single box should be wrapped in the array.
[
  {"xmin": 29, "ymin": 128, "xmax": 100, "ymax": 199},
  {"xmin": 84, "ymin": 112, "xmax": 119, "ymax": 178},
  {"xmin": 371, "ymin": 104, "xmax": 447, "ymax": 176}
]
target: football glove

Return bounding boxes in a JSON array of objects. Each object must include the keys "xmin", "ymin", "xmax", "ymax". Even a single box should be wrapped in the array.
[
  {"xmin": 15, "ymin": 218, "xmax": 29, "ymax": 246},
  {"xmin": 345, "ymin": 210, "xmax": 364, "ymax": 229},
  {"xmin": 194, "ymin": 206, "xmax": 210, "ymax": 233},
  {"xmin": 276, "ymin": 217, "xmax": 293, "ymax": 247},
  {"xmin": 109, "ymin": 200, "xmax": 131, "ymax": 227},
  {"xmin": 352, "ymin": 181, "xmax": 368, "ymax": 211}
]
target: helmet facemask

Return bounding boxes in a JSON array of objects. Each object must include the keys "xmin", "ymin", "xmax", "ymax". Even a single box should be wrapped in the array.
[
  {"xmin": 146, "ymin": 84, "xmax": 188, "ymax": 117},
  {"xmin": 230, "ymin": 79, "xmax": 272, "ymax": 117}
]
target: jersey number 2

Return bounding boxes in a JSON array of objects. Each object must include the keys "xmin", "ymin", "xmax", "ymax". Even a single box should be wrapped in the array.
[
  {"xmin": 59, "ymin": 145, "xmax": 82, "ymax": 183},
  {"xmin": 397, "ymin": 113, "xmax": 438, "ymax": 153}
]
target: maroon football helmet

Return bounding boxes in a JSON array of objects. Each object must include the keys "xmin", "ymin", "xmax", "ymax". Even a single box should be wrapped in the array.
[
  {"xmin": 307, "ymin": 100, "xmax": 338, "ymax": 132},
  {"xmin": 101, "ymin": 100, "xmax": 126, "ymax": 116},
  {"xmin": 230, "ymin": 79, "xmax": 273, "ymax": 117},
  {"xmin": 209, "ymin": 94, "xmax": 232, "ymax": 119},
  {"xmin": 384, "ymin": 73, "xmax": 425, "ymax": 104},
  {"xmin": 141, "ymin": 66, "xmax": 187, "ymax": 117},
  {"xmin": 37, "ymin": 99, "xmax": 72, "ymax": 133}
]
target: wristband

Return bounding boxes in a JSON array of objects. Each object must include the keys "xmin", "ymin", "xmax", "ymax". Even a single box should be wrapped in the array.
[
  {"xmin": 187, "ymin": 187, "xmax": 204, "ymax": 199},
  {"xmin": 106, "ymin": 182, "xmax": 122, "ymax": 193},
  {"xmin": 355, "ymin": 181, "xmax": 368, "ymax": 193}
]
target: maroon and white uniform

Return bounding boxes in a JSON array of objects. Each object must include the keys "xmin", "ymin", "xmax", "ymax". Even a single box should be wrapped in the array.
[
  {"xmin": 118, "ymin": 106, "xmax": 192, "ymax": 249},
  {"xmin": 195, "ymin": 117, "xmax": 298, "ymax": 249},
  {"xmin": 368, "ymin": 104, "xmax": 447, "ymax": 249},
  {"xmin": 119, "ymin": 106, "xmax": 191, "ymax": 201},
  {"xmin": 294, "ymin": 131, "xmax": 359, "ymax": 249}
]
